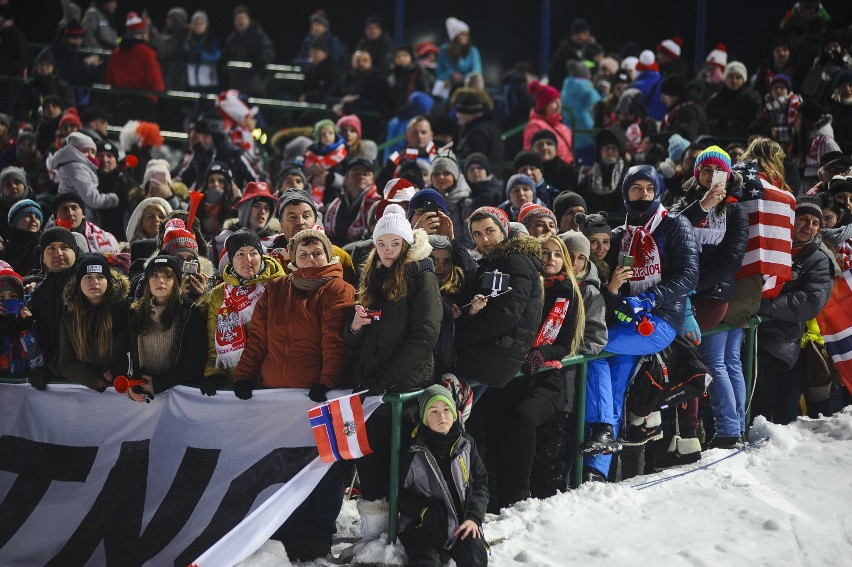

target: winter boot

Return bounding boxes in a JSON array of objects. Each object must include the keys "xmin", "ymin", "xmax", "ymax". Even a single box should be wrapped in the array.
[
  {"xmin": 338, "ymin": 498, "xmax": 389, "ymax": 561},
  {"xmin": 653, "ymin": 435, "xmax": 702, "ymax": 470},
  {"xmin": 582, "ymin": 466, "xmax": 607, "ymax": 483},
  {"xmin": 619, "ymin": 411, "xmax": 664, "ymax": 446},
  {"xmin": 706, "ymin": 435, "xmax": 744, "ymax": 450},
  {"xmin": 579, "ymin": 423, "xmax": 622, "ymax": 455}
]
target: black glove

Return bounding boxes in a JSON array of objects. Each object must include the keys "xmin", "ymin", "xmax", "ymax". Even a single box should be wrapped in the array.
[
  {"xmin": 200, "ymin": 373, "xmax": 226, "ymax": 396},
  {"xmin": 29, "ymin": 366, "xmax": 52, "ymax": 391},
  {"xmin": 233, "ymin": 379, "xmax": 254, "ymax": 400},
  {"xmin": 521, "ymin": 349, "xmax": 545, "ymax": 377},
  {"xmin": 309, "ymin": 383, "xmax": 332, "ymax": 403}
]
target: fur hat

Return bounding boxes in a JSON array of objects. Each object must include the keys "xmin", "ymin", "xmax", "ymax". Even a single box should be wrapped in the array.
[
  {"xmin": 418, "ymin": 384, "xmax": 458, "ymax": 426},
  {"xmin": 373, "ymin": 203, "xmax": 413, "ymax": 245},
  {"xmin": 517, "ymin": 203, "xmax": 556, "ymax": 230},
  {"xmin": 161, "ymin": 218, "xmax": 198, "ymax": 256},
  {"xmin": 560, "ymin": 230, "xmax": 591, "ymax": 259},
  {"xmin": 7, "ymin": 199, "xmax": 42, "ymax": 229},
  {"xmin": 468, "ymin": 206, "xmax": 509, "ymax": 239},
  {"xmin": 225, "ymin": 228, "xmax": 263, "ymax": 262}
]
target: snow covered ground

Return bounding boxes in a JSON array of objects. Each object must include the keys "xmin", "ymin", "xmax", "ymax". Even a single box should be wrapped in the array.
[{"xmin": 241, "ymin": 407, "xmax": 852, "ymax": 566}]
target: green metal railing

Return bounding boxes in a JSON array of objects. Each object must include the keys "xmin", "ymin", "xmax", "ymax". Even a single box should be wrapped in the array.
[{"xmin": 383, "ymin": 314, "xmax": 766, "ymax": 543}]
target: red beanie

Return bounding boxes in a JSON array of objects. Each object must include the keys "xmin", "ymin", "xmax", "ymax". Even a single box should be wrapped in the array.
[
  {"xmin": 59, "ymin": 107, "xmax": 82, "ymax": 129},
  {"xmin": 336, "ymin": 114, "xmax": 362, "ymax": 139},
  {"xmin": 635, "ymin": 50, "xmax": 659, "ymax": 73},
  {"xmin": 528, "ymin": 80, "xmax": 561, "ymax": 113}
]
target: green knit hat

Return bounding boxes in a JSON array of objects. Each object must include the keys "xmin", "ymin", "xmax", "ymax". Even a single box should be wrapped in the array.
[
  {"xmin": 313, "ymin": 119, "xmax": 338, "ymax": 143},
  {"xmin": 418, "ymin": 384, "xmax": 458, "ymax": 426}
]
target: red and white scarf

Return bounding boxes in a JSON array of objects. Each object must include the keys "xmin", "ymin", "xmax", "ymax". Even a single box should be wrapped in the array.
[
  {"xmin": 214, "ymin": 283, "xmax": 266, "ymax": 369},
  {"xmin": 619, "ymin": 206, "xmax": 667, "ymax": 295},
  {"xmin": 532, "ymin": 294, "xmax": 571, "ymax": 370},
  {"xmin": 303, "ymin": 144, "xmax": 348, "ymax": 171}
]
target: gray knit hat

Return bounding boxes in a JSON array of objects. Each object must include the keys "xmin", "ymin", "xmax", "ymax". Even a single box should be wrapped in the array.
[
  {"xmin": 0, "ymin": 166, "xmax": 27, "ymax": 189},
  {"xmin": 430, "ymin": 154, "xmax": 461, "ymax": 181},
  {"xmin": 278, "ymin": 188, "xmax": 318, "ymax": 220},
  {"xmin": 418, "ymin": 384, "xmax": 458, "ymax": 426},
  {"xmin": 560, "ymin": 230, "xmax": 591, "ymax": 259}
]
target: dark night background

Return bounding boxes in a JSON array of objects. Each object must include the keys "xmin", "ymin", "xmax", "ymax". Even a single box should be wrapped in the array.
[{"xmin": 16, "ymin": 1, "xmax": 852, "ymax": 86}]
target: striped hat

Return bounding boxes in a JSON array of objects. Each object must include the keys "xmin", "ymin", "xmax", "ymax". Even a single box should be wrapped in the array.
[
  {"xmin": 0, "ymin": 268, "xmax": 23, "ymax": 294},
  {"xmin": 468, "ymin": 206, "xmax": 509, "ymax": 239},
  {"xmin": 693, "ymin": 146, "xmax": 731, "ymax": 179},
  {"xmin": 517, "ymin": 203, "xmax": 557, "ymax": 230},
  {"xmin": 161, "ymin": 218, "xmax": 198, "ymax": 256},
  {"xmin": 418, "ymin": 384, "xmax": 458, "ymax": 426},
  {"xmin": 7, "ymin": 199, "xmax": 42, "ymax": 228},
  {"xmin": 383, "ymin": 178, "xmax": 417, "ymax": 203}
]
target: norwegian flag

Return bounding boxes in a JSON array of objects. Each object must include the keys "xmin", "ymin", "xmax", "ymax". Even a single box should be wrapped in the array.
[
  {"xmin": 733, "ymin": 161, "xmax": 796, "ymax": 299},
  {"xmin": 815, "ymin": 269, "xmax": 852, "ymax": 396},
  {"xmin": 308, "ymin": 393, "xmax": 373, "ymax": 463}
]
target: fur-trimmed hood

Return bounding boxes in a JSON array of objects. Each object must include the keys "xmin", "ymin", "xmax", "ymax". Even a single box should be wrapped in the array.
[
  {"xmin": 487, "ymin": 233, "xmax": 543, "ymax": 263},
  {"xmin": 63, "ymin": 269, "xmax": 131, "ymax": 313},
  {"xmin": 404, "ymin": 228, "xmax": 432, "ymax": 263}
]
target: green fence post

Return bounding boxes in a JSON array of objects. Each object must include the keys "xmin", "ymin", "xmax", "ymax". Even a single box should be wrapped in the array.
[{"xmin": 743, "ymin": 315, "xmax": 762, "ymax": 427}]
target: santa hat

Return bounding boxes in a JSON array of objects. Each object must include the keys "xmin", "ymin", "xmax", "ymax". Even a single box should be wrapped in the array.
[
  {"xmin": 119, "ymin": 120, "xmax": 163, "ymax": 152},
  {"xmin": 161, "ymin": 218, "xmax": 198, "ymax": 256},
  {"xmin": 706, "ymin": 43, "xmax": 728, "ymax": 69},
  {"xmin": 216, "ymin": 89, "xmax": 258, "ymax": 123},
  {"xmin": 415, "ymin": 41, "xmax": 439, "ymax": 58},
  {"xmin": 125, "ymin": 11, "xmax": 147, "ymax": 32},
  {"xmin": 445, "ymin": 17, "xmax": 469, "ymax": 41},
  {"xmin": 635, "ymin": 50, "xmax": 659, "ymax": 72},
  {"xmin": 657, "ymin": 37, "xmax": 683, "ymax": 60},
  {"xmin": 383, "ymin": 178, "xmax": 417, "ymax": 203}
]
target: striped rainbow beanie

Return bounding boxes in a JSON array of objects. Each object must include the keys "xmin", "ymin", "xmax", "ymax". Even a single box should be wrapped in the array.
[{"xmin": 693, "ymin": 145, "xmax": 731, "ymax": 178}]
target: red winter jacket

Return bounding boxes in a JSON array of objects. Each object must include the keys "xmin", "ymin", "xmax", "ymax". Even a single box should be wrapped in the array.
[{"xmin": 105, "ymin": 39, "xmax": 165, "ymax": 102}]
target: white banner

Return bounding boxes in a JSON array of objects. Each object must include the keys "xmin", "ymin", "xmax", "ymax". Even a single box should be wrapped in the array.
[{"xmin": 0, "ymin": 384, "xmax": 379, "ymax": 567}]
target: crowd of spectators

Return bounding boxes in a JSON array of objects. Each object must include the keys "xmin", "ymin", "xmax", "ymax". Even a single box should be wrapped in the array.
[{"xmin": 0, "ymin": 1, "xmax": 851, "ymax": 564}]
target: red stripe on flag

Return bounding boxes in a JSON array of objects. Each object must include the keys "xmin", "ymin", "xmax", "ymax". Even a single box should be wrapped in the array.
[
  {"xmin": 349, "ymin": 395, "xmax": 373, "ymax": 457},
  {"xmin": 330, "ymin": 400, "xmax": 354, "ymax": 460}
]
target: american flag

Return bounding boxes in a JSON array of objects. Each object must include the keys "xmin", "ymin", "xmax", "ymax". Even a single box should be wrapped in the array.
[
  {"xmin": 732, "ymin": 161, "xmax": 796, "ymax": 299},
  {"xmin": 815, "ymin": 268, "xmax": 852, "ymax": 397}
]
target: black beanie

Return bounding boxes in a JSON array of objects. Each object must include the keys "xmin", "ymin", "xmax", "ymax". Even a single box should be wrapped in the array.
[
  {"xmin": 53, "ymin": 191, "xmax": 85, "ymax": 212},
  {"xmin": 40, "ymin": 226, "xmax": 82, "ymax": 258},
  {"xmin": 660, "ymin": 74, "xmax": 688, "ymax": 99},
  {"xmin": 552, "ymin": 190, "xmax": 588, "ymax": 220},
  {"xmin": 75, "ymin": 253, "xmax": 113, "ymax": 288},
  {"xmin": 225, "ymin": 228, "xmax": 263, "ymax": 263},
  {"xmin": 514, "ymin": 151, "xmax": 542, "ymax": 172},
  {"xmin": 530, "ymin": 129, "xmax": 558, "ymax": 149},
  {"xmin": 144, "ymin": 254, "xmax": 182, "ymax": 286},
  {"xmin": 464, "ymin": 152, "xmax": 492, "ymax": 175}
]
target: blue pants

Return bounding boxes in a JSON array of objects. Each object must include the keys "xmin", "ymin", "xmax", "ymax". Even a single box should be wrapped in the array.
[
  {"xmin": 585, "ymin": 316, "xmax": 676, "ymax": 476},
  {"xmin": 701, "ymin": 327, "xmax": 746, "ymax": 436}
]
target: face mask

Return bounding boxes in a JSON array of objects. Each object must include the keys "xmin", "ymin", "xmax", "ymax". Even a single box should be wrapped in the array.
[
  {"xmin": 627, "ymin": 199, "xmax": 654, "ymax": 213},
  {"xmin": 204, "ymin": 187, "xmax": 225, "ymax": 202}
]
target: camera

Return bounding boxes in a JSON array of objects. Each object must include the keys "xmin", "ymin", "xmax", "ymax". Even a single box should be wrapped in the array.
[{"xmin": 182, "ymin": 259, "xmax": 199, "ymax": 275}]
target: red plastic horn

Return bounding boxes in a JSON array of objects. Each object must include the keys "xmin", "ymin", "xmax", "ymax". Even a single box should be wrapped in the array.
[
  {"xmin": 186, "ymin": 191, "xmax": 204, "ymax": 238},
  {"xmin": 637, "ymin": 316, "xmax": 655, "ymax": 337},
  {"xmin": 113, "ymin": 376, "xmax": 147, "ymax": 394}
]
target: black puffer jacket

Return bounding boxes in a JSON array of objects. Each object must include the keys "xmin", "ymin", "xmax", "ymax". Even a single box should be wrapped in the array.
[
  {"xmin": 606, "ymin": 165, "xmax": 700, "ymax": 330},
  {"xmin": 455, "ymin": 235, "xmax": 544, "ymax": 387},
  {"xmin": 670, "ymin": 176, "xmax": 749, "ymax": 301},
  {"xmin": 346, "ymin": 229, "xmax": 442, "ymax": 394},
  {"xmin": 758, "ymin": 237, "xmax": 835, "ymax": 370},
  {"xmin": 30, "ymin": 265, "xmax": 76, "ymax": 371}
]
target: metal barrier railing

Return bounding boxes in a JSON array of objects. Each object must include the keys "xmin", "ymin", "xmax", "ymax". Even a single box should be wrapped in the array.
[{"xmin": 383, "ymin": 314, "xmax": 765, "ymax": 543}]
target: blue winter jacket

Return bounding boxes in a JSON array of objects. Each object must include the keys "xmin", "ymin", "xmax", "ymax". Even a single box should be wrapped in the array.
[{"xmin": 631, "ymin": 70, "xmax": 667, "ymax": 121}]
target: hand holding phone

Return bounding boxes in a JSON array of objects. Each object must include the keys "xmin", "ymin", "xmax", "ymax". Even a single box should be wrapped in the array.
[
  {"xmin": 0, "ymin": 299, "xmax": 24, "ymax": 315},
  {"xmin": 711, "ymin": 170, "xmax": 727, "ymax": 190},
  {"xmin": 621, "ymin": 256, "xmax": 634, "ymax": 269}
]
